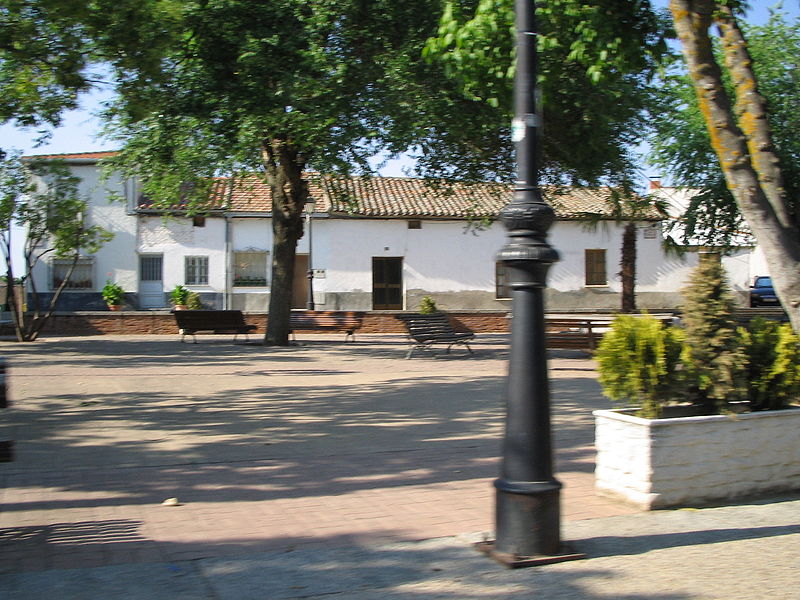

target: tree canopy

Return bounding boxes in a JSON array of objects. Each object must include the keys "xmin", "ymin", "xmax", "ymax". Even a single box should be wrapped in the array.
[
  {"xmin": 649, "ymin": 7, "xmax": 800, "ymax": 246},
  {"xmin": 0, "ymin": 0, "xmax": 174, "ymax": 131},
  {"xmin": 420, "ymin": 0, "xmax": 669, "ymax": 185}
]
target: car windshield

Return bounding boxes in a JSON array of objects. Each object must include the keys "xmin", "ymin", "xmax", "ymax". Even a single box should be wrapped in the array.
[{"xmin": 754, "ymin": 277, "xmax": 772, "ymax": 288}]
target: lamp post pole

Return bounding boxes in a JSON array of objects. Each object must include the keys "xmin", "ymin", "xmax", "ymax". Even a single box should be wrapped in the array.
[
  {"xmin": 479, "ymin": 0, "xmax": 583, "ymax": 567},
  {"xmin": 305, "ymin": 200, "xmax": 315, "ymax": 311}
]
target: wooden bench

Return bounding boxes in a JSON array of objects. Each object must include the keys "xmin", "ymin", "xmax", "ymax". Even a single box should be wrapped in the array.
[
  {"xmin": 395, "ymin": 312, "xmax": 476, "ymax": 359},
  {"xmin": 544, "ymin": 315, "xmax": 676, "ymax": 352},
  {"xmin": 545, "ymin": 318, "xmax": 607, "ymax": 351},
  {"xmin": 289, "ymin": 310, "xmax": 364, "ymax": 341},
  {"xmin": 174, "ymin": 310, "xmax": 257, "ymax": 343}
]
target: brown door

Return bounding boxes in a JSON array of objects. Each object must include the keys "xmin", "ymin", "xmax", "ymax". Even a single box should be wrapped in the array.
[
  {"xmin": 372, "ymin": 257, "xmax": 403, "ymax": 310},
  {"xmin": 292, "ymin": 254, "xmax": 309, "ymax": 309}
]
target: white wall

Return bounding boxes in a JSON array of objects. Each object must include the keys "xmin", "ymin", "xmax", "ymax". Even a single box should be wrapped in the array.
[
  {"xmin": 138, "ymin": 216, "xmax": 227, "ymax": 291},
  {"xmin": 316, "ymin": 218, "xmax": 677, "ymax": 295},
  {"xmin": 30, "ymin": 163, "xmax": 138, "ymax": 293}
]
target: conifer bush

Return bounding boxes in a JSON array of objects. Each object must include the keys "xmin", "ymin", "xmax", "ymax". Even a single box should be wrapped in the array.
[
  {"xmin": 419, "ymin": 296, "xmax": 438, "ymax": 314},
  {"xmin": 596, "ymin": 258, "xmax": 800, "ymax": 417},
  {"xmin": 595, "ymin": 315, "xmax": 684, "ymax": 419},
  {"xmin": 680, "ymin": 254, "xmax": 746, "ymax": 412},
  {"xmin": 740, "ymin": 318, "xmax": 800, "ymax": 411},
  {"xmin": 186, "ymin": 291, "xmax": 203, "ymax": 310}
]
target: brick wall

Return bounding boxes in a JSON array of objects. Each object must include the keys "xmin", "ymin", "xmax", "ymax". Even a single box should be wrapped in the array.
[{"xmin": 39, "ymin": 310, "xmax": 511, "ymax": 336}]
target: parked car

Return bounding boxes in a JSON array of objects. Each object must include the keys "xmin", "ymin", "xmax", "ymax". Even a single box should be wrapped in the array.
[{"xmin": 749, "ymin": 276, "xmax": 779, "ymax": 307}]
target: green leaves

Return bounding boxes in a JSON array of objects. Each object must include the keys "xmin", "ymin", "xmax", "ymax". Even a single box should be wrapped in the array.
[
  {"xmin": 596, "ymin": 314, "xmax": 685, "ymax": 419},
  {"xmin": 648, "ymin": 8, "xmax": 800, "ymax": 246},
  {"xmin": 420, "ymin": 0, "xmax": 671, "ymax": 185}
]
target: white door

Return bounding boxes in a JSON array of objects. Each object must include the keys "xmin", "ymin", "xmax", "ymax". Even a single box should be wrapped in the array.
[{"xmin": 139, "ymin": 255, "xmax": 165, "ymax": 309}]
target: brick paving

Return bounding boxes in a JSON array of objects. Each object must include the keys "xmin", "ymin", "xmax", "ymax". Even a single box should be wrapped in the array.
[{"xmin": 0, "ymin": 334, "xmax": 637, "ymax": 574}]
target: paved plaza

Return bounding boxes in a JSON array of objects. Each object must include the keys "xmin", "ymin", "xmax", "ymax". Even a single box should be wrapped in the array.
[{"xmin": 1, "ymin": 333, "xmax": 798, "ymax": 599}]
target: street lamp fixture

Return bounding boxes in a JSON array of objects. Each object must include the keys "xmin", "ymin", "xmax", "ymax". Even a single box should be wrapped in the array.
[
  {"xmin": 305, "ymin": 198, "xmax": 316, "ymax": 311},
  {"xmin": 476, "ymin": 0, "xmax": 585, "ymax": 568}
]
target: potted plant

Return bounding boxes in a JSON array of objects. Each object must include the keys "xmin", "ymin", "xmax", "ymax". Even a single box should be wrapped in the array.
[
  {"xmin": 418, "ymin": 295, "xmax": 438, "ymax": 314},
  {"xmin": 170, "ymin": 284, "xmax": 190, "ymax": 310},
  {"xmin": 186, "ymin": 291, "xmax": 203, "ymax": 310},
  {"xmin": 594, "ymin": 258, "xmax": 800, "ymax": 509},
  {"xmin": 101, "ymin": 280, "xmax": 125, "ymax": 311}
]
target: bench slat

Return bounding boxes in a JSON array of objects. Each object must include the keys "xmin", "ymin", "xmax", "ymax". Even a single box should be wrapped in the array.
[
  {"xmin": 289, "ymin": 311, "xmax": 364, "ymax": 341},
  {"xmin": 174, "ymin": 310, "xmax": 257, "ymax": 343},
  {"xmin": 396, "ymin": 313, "xmax": 475, "ymax": 358}
]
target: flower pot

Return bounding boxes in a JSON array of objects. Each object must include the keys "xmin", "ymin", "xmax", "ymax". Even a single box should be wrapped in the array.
[
  {"xmin": 594, "ymin": 406, "xmax": 800, "ymax": 509},
  {"xmin": 107, "ymin": 304, "xmax": 122, "ymax": 311},
  {"xmin": 173, "ymin": 305, "xmax": 188, "ymax": 311}
]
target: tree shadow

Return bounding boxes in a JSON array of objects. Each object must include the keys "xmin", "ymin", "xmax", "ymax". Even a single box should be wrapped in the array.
[
  {"xmin": 0, "ymin": 517, "xmax": 692, "ymax": 600},
  {"xmin": 578, "ymin": 523, "xmax": 800, "ymax": 558}
]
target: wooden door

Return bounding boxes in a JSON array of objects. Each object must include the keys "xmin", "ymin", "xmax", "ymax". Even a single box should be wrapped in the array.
[{"xmin": 372, "ymin": 257, "xmax": 403, "ymax": 310}]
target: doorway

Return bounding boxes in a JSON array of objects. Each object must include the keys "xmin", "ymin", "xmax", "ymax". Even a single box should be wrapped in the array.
[
  {"xmin": 138, "ymin": 255, "xmax": 165, "ymax": 309},
  {"xmin": 292, "ymin": 254, "xmax": 309, "ymax": 309},
  {"xmin": 372, "ymin": 257, "xmax": 403, "ymax": 310}
]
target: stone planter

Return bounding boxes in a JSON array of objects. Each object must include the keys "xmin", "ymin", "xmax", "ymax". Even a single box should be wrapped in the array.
[{"xmin": 594, "ymin": 406, "xmax": 800, "ymax": 509}]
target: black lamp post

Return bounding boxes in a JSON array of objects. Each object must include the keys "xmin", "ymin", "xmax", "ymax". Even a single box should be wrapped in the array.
[
  {"xmin": 477, "ymin": 0, "xmax": 584, "ymax": 567},
  {"xmin": 305, "ymin": 198, "xmax": 315, "ymax": 311}
]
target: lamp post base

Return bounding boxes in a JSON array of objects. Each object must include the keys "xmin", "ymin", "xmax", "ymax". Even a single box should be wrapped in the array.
[{"xmin": 474, "ymin": 540, "xmax": 586, "ymax": 569}]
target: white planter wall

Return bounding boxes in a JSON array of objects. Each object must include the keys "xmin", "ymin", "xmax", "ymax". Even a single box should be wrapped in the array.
[{"xmin": 594, "ymin": 408, "xmax": 800, "ymax": 509}]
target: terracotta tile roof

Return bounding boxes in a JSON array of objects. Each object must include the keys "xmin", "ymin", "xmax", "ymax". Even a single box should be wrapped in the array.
[
  {"xmin": 130, "ymin": 171, "xmax": 660, "ymax": 221},
  {"xmin": 225, "ymin": 175, "xmax": 661, "ymax": 221},
  {"xmin": 21, "ymin": 151, "xmax": 119, "ymax": 161}
]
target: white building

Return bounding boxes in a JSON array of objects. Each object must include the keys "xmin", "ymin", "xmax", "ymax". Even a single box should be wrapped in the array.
[
  {"xmin": 26, "ymin": 152, "xmax": 732, "ymax": 312},
  {"xmin": 648, "ymin": 181, "xmax": 768, "ymax": 299}
]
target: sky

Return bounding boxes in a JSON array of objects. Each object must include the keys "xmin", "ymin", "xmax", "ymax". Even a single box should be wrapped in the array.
[{"xmin": 1, "ymin": 0, "xmax": 798, "ymax": 177}]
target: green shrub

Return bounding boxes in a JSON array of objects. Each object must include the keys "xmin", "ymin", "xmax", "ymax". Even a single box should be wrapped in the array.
[
  {"xmin": 595, "ymin": 315, "xmax": 685, "ymax": 419},
  {"xmin": 680, "ymin": 255, "xmax": 746, "ymax": 412},
  {"xmin": 740, "ymin": 318, "xmax": 800, "ymax": 411},
  {"xmin": 101, "ymin": 281, "xmax": 125, "ymax": 306},
  {"xmin": 186, "ymin": 291, "xmax": 203, "ymax": 310},
  {"xmin": 170, "ymin": 284, "xmax": 190, "ymax": 305},
  {"xmin": 597, "ymin": 260, "xmax": 800, "ymax": 418},
  {"xmin": 419, "ymin": 296, "xmax": 438, "ymax": 314}
]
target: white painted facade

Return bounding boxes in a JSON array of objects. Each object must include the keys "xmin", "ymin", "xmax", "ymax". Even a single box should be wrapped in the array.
[
  {"xmin": 649, "ymin": 184, "xmax": 769, "ymax": 293},
  {"xmin": 28, "ymin": 156, "xmax": 759, "ymax": 312}
]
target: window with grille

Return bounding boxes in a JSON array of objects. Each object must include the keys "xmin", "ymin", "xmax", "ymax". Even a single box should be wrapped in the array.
[
  {"xmin": 52, "ymin": 257, "xmax": 94, "ymax": 290},
  {"xmin": 233, "ymin": 251, "xmax": 268, "ymax": 286},
  {"xmin": 185, "ymin": 256, "xmax": 209, "ymax": 285},
  {"xmin": 585, "ymin": 249, "xmax": 607, "ymax": 286},
  {"xmin": 495, "ymin": 262, "xmax": 511, "ymax": 299}
]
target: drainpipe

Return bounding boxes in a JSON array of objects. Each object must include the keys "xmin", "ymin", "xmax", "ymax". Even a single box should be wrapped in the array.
[{"xmin": 224, "ymin": 215, "xmax": 232, "ymax": 310}]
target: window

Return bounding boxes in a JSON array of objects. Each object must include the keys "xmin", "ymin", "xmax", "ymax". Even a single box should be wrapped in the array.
[
  {"xmin": 185, "ymin": 256, "xmax": 209, "ymax": 285},
  {"xmin": 495, "ymin": 262, "xmax": 511, "ymax": 299},
  {"xmin": 585, "ymin": 249, "xmax": 607, "ymax": 286},
  {"xmin": 408, "ymin": 220, "xmax": 422, "ymax": 230},
  {"xmin": 52, "ymin": 257, "xmax": 93, "ymax": 290},
  {"xmin": 192, "ymin": 216, "xmax": 206, "ymax": 228},
  {"xmin": 233, "ymin": 250, "xmax": 268, "ymax": 286}
]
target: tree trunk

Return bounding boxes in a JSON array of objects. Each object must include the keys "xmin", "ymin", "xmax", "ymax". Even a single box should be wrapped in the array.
[
  {"xmin": 670, "ymin": 0, "xmax": 800, "ymax": 333},
  {"xmin": 262, "ymin": 138, "xmax": 308, "ymax": 346},
  {"xmin": 620, "ymin": 222, "xmax": 637, "ymax": 313}
]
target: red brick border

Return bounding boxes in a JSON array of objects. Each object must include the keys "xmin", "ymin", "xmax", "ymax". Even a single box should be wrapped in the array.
[{"xmin": 39, "ymin": 311, "xmax": 512, "ymax": 336}]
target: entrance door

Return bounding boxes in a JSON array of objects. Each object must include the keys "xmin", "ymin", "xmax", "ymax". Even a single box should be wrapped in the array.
[
  {"xmin": 372, "ymin": 257, "xmax": 403, "ymax": 310},
  {"xmin": 292, "ymin": 254, "xmax": 309, "ymax": 309},
  {"xmin": 139, "ymin": 255, "xmax": 165, "ymax": 309}
]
